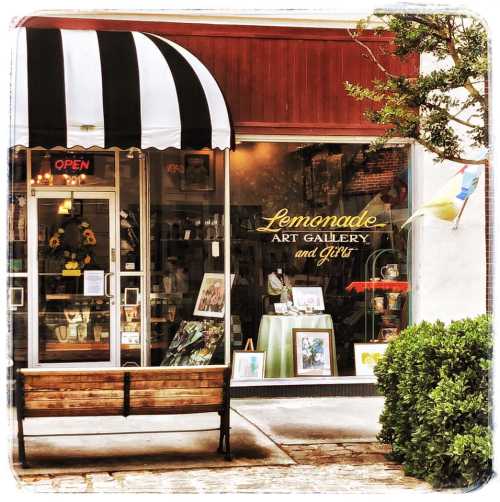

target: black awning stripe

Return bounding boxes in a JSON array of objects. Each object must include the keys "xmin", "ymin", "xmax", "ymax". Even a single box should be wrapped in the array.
[
  {"xmin": 97, "ymin": 31, "xmax": 141, "ymax": 149},
  {"xmin": 26, "ymin": 28, "xmax": 67, "ymax": 148},
  {"xmin": 144, "ymin": 33, "xmax": 212, "ymax": 150}
]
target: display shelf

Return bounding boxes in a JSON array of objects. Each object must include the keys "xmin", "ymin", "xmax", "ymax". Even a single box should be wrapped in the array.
[
  {"xmin": 345, "ymin": 281, "xmax": 409, "ymax": 293},
  {"xmin": 44, "ymin": 342, "xmax": 110, "ymax": 352},
  {"xmin": 46, "ymin": 293, "xmax": 109, "ymax": 300}
]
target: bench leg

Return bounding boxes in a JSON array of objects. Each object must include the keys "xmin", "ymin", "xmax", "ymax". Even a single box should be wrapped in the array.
[
  {"xmin": 217, "ymin": 410, "xmax": 225, "ymax": 454},
  {"xmin": 223, "ymin": 408, "xmax": 232, "ymax": 461},
  {"xmin": 16, "ymin": 375, "xmax": 27, "ymax": 468}
]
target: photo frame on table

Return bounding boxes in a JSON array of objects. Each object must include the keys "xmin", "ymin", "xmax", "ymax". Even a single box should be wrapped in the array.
[
  {"xmin": 354, "ymin": 343, "xmax": 389, "ymax": 376},
  {"xmin": 193, "ymin": 273, "xmax": 235, "ymax": 318},
  {"xmin": 232, "ymin": 351, "xmax": 266, "ymax": 380},
  {"xmin": 274, "ymin": 302, "xmax": 288, "ymax": 314},
  {"xmin": 292, "ymin": 286, "xmax": 325, "ymax": 311},
  {"xmin": 180, "ymin": 150, "xmax": 215, "ymax": 191},
  {"xmin": 292, "ymin": 328, "xmax": 334, "ymax": 377}
]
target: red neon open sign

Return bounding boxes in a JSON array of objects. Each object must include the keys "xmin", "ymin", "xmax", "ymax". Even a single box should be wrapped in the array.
[{"xmin": 51, "ymin": 155, "xmax": 94, "ymax": 175}]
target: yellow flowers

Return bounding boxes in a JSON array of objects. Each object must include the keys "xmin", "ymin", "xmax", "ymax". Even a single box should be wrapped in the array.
[{"xmin": 64, "ymin": 260, "xmax": 79, "ymax": 270}]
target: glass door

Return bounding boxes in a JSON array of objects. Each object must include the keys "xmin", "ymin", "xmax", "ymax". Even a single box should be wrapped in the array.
[{"xmin": 30, "ymin": 191, "xmax": 118, "ymax": 366}]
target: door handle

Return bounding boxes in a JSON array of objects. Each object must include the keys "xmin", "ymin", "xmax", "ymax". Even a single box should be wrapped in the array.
[{"xmin": 104, "ymin": 272, "xmax": 114, "ymax": 298}]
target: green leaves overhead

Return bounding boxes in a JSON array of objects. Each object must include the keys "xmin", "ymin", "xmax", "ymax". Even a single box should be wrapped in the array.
[{"xmin": 345, "ymin": 14, "xmax": 487, "ymax": 164}]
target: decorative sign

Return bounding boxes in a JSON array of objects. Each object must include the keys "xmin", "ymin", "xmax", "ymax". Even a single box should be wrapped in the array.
[
  {"xmin": 51, "ymin": 153, "xmax": 95, "ymax": 175},
  {"xmin": 256, "ymin": 208, "xmax": 387, "ymax": 267}
]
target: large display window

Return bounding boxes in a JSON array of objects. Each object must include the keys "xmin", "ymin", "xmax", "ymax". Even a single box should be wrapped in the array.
[{"xmin": 229, "ymin": 142, "xmax": 410, "ymax": 377}]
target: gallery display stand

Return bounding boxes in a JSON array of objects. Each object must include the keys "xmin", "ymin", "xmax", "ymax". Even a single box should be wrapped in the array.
[{"xmin": 256, "ymin": 314, "xmax": 337, "ymax": 378}]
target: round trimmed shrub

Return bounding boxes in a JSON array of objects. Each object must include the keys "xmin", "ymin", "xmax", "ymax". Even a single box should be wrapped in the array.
[{"xmin": 375, "ymin": 314, "xmax": 492, "ymax": 488}]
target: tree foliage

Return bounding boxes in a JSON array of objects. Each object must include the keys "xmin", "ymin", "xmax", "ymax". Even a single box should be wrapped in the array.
[{"xmin": 345, "ymin": 14, "xmax": 488, "ymax": 164}]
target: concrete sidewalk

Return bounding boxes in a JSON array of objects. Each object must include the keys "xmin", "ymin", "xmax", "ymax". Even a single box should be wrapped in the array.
[{"xmin": 12, "ymin": 397, "xmax": 433, "ymax": 493}]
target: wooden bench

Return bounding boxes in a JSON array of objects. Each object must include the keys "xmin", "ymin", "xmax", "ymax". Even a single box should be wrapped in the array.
[{"xmin": 16, "ymin": 365, "xmax": 231, "ymax": 467}]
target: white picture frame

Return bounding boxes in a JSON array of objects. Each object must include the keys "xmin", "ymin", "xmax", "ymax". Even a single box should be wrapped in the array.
[
  {"xmin": 232, "ymin": 351, "xmax": 266, "ymax": 380},
  {"xmin": 292, "ymin": 286, "xmax": 325, "ymax": 311},
  {"xmin": 9, "ymin": 287, "xmax": 24, "ymax": 309},
  {"xmin": 274, "ymin": 302, "xmax": 288, "ymax": 314},
  {"xmin": 193, "ymin": 273, "xmax": 235, "ymax": 318},
  {"xmin": 292, "ymin": 328, "xmax": 334, "ymax": 376},
  {"xmin": 354, "ymin": 343, "xmax": 389, "ymax": 376},
  {"xmin": 124, "ymin": 288, "xmax": 140, "ymax": 306}
]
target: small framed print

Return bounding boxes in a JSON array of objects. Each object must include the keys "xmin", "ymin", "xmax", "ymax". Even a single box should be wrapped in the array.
[
  {"xmin": 292, "ymin": 328, "xmax": 334, "ymax": 376},
  {"xmin": 232, "ymin": 351, "xmax": 266, "ymax": 380},
  {"xmin": 9, "ymin": 287, "xmax": 24, "ymax": 310},
  {"xmin": 354, "ymin": 343, "xmax": 389, "ymax": 376},
  {"xmin": 292, "ymin": 287, "xmax": 325, "ymax": 312},
  {"xmin": 274, "ymin": 302, "xmax": 288, "ymax": 314},
  {"xmin": 181, "ymin": 151, "xmax": 215, "ymax": 191},
  {"xmin": 124, "ymin": 288, "xmax": 140, "ymax": 306},
  {"xmin": 193, "ymin": 273, "xmax": 235, "ymax": 318}
]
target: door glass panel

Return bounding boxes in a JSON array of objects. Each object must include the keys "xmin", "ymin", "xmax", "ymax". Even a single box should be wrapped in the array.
[{"xmin": 37, "ymin": 197, "xmax": 112, "ymax": 363}]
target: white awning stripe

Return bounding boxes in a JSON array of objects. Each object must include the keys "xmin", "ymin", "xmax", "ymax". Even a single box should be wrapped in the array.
[
  {"xmin": 132, "ymin": 32, "xmax": 182, "ymax": 150},
  {"xmin": 61, "ymin": 30, "xmax": 105, "ymax": 148},
  {"xmin": 12, "ymin": 27, "xmax": 29, "ymax": 147}
]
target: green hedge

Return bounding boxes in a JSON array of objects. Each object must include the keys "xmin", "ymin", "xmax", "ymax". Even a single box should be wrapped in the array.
[{"xmin": 375, "ymin": 314, "xmax": 492, "ymax": 489}]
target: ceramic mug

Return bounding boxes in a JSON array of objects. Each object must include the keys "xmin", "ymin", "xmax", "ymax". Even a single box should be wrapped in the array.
[
  {"xmin": 380, "ymin": 327, "xmax": 399, "ymax": 341},
  {"xmin": 387, "ymin": 292, "xmax": 401, "ymax": 310},
  {"xmin": 381, "ymin": 264, "xmax": 399, "ymax": 280},
  {"xmin": 372, "ymin": 296, "xmax": 385, "ymax": 313}
]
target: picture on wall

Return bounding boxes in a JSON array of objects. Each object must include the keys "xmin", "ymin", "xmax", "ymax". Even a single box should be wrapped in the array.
[
  {"xmin": 193, "ymin": 273, "xmax": 235, "ymax": 318},
  {"xmin": 292, "ymin": 328, "xmax": 334, "ymax": 376},
  {"xmin": 232, "ymin": 351, "xmax": 266, "ymax": 380},
  {"xmin": 354, "ymin": 343, "xmax": 389, "ymax": 376},
  {"xmin": 181, "ymin": 151, "xmax": 215, "ymax": 191}
]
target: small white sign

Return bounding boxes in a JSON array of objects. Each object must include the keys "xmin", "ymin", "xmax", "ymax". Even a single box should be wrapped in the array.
[
  {"xmin": 122, "ymin": 331, "xmax": 140, "ymax": 344},
  {"xmin": 212, "ymin": 241, "xmax": 220, "ymax": 257},
  {"xmin": 125, "ymin": 262, "xmax": 135, "ymax": 270},
  {"xmin": 84, "ymin": 270, "xmax": 105, "ymax": 296}
]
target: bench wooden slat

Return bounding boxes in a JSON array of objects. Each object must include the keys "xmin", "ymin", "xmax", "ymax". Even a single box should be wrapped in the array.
[
  {"xmin": 130, "ymin": 388, "xmax": 223, "ymax": 399},
  {"xmin": 20, "ymin": 365, "xmax": 226, "ymax": 376},
  {"xmin": 25, "ymin": 398, "xmax": 123, "ymax": 410},
  {"xmin": 130, "ymin": 395, "xmax": 223, "ymax": 408},
  {"xmin": 24, "ymin": 374, "xmax": 124, "ymax": 385},
  {"xmin": 25, "ymin": 381, "xmax": 124, "ymax": 391},
  {"xmin": 130, "ymin": 379, "xmax": 223, "ymax": 389},
  {"xmin": 128, "ymin": 404, "xmax": 222, "ymax": 415},
  {"xmin": 25, "ymin": 390, "xmax": 124, "ymax": 401}
]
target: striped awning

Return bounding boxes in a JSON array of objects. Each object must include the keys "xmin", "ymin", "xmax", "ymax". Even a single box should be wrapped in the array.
[{"xmin": 11, "ymin": 28, "xmax": 234, "ymax": 150}]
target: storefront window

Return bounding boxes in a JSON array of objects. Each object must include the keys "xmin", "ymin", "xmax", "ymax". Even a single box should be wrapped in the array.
[
  {"xmin": 31, "ymin": 150, "xmax": 116, "ymax": 187},
  {"xmin": 8, "ymin": 148, "xmax": 27, "ymax": 273},
  {"xmin": 230, "ymin": 142, "xmax": 410, "ymax": 377},
  {"xmin": 148, "ymin": 149, "xmax": 226, "ymax": 366},
  {"xmin": 119, "ymin": 152, "xmax": 141, "ymax": 272}
]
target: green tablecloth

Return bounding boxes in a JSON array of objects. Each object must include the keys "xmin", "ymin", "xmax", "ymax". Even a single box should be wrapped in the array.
[{"xmin": 256, "ymin": 314, "xmax": 337, "ymax": 378}]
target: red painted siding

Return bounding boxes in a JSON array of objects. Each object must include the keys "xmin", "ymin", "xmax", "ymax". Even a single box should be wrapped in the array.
[{"xmin": 18, "ymin": 17, "xmax": 419, "ymax": 136}]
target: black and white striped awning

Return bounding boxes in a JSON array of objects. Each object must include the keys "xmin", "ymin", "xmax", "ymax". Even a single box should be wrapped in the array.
[{"xmin": 11, "ymin": 28, "xmax": 234, "ymax": 150}]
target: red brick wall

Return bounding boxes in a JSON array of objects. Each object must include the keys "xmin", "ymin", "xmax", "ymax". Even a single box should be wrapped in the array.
[{"xmin": 345, "ymin": 148, "xmax": 408, "ymax": 195}]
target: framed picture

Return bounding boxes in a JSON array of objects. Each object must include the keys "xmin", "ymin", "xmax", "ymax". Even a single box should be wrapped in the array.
[
  {"xmin": 292, "ymin": 328, "xmax": 334, "ymax": 376},
  {"xmin": 274, "ymin": 302, "xmax": 288, "ymax": 314},
  {"xmin": 232, "ymin": 351, "xmax": 266, "ymax": 380},
  {"xmin": 292, "ymin": 286, "xmax": 325, "ymax": 311},
  {"xmin": 354, "ymin": 343, "xmax": 389, "ymax": 376},
  {"xmin": 8, "ymin": 287, "xmax": 24, "ymax": 310},
  {"xmin": 124, "ymin": 288, "xmax": 140, "ymax": 306},
  {"xmin": 181, "ymin": 151, "xmax": 215, "ymax": 191},
  {"xmin": 193, "ymin": 273, "xmax": 235, "ymax": 318}
]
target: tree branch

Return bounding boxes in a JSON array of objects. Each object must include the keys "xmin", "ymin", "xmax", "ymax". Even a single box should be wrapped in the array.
[
  {"xmin": 417, "ymin": 137, "xmax": 485, "ymax": 164},
  {"xmin": 446, "ymin": 18, "xmax": 486, "ymax": 107},
  {"xmin": 347, "ymin": 29, "xmax": 398, "ymax": 79}
]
